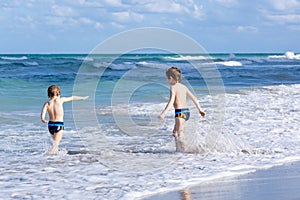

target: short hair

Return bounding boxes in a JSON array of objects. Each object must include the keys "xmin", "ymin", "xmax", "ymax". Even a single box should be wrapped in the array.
[
  {"xmin": 166, "ymin": 66, "xmax": 182, "ymax": 83},
  {"xmin": 48, "ymin": 85, "xmax": 60, "ymax": 98}
]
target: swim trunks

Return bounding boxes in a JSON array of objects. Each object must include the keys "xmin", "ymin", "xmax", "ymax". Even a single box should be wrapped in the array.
[
  {"xmin": 175, "ymin": 108, "xmax": 190, "ymax": 121},
  {"xmin": 48, "ymin": 121, "xmax": 64, "ymax": 135}
]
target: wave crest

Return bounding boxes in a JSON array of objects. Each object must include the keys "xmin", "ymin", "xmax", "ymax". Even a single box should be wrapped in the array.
[
  {"xmin": 1, "ymin": 56, "xmax": 28, "ymax": 61},
  {"xmin": 268, "ymin": 51, "xmax": 300, "ymax": 60}
]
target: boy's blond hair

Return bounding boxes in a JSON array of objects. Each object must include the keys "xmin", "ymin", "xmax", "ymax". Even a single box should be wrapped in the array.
[
  {"xmin": 166, "ymin": 66, "xmax": 182, "ymax": 83},
  {"xmin": 48, "ymin": 85, "xmax": 60, "ymax": 98}
]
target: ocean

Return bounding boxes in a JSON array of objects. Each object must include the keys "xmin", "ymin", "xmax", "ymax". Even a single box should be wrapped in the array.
[{"xmin": 0, "ymin": 52, "xmax": 300, "ymax": 199}]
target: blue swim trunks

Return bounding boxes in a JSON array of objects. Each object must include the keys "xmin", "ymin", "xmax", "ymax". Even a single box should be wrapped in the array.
[
  {"xmin": 48, "ymin": 121, "xmax": 64, "ymax": 135},
  {"xmin": 175, "ymin": 108, "xmax": 190, "ymax": 121}
]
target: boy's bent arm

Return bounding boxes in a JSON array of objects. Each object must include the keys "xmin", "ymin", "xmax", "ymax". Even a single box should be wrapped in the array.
[
  {"xmin": 158, "ymin": 88, "xmax": 176, "ymax": 120},
  {"xmin": 41, "ymin": 103, "xmax": 48, "ymax": 123},
  {"xmin": 186, "ymin": 89, "xmax": 205, "ymax": 117}
]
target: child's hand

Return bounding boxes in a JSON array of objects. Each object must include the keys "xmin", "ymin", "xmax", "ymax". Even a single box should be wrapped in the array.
[
  {"xmin": 41, "ymin": 119, "xmax": 48, "ymax": 123},
  {"xmin": 199, "ymin": 110, "xmax": 206, "ymax": 117},
  {"xmin": 82, "ymin": 96, "xmax": 89, "ymax": 100},
  {"xmin": 158, "ymin": 114, "xmax": 165, "ymax": 120}
]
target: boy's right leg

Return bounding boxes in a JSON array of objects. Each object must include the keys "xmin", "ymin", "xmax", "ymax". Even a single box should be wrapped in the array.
[
  {"xmin": 48, "ymin": 131, "xmax": 63, "ymax": 154},
  {"xmin": 174, "ymin": 118, "xmax": 186, "ymax": 152}
]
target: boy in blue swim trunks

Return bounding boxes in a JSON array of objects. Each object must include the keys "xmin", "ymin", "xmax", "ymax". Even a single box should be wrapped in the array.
[
  {"xmin": 158, "ymin": 67, "xmax": 205, "ymax": 152},
  {"xmin": 41, "ymin": 85, "xmax": 88, "ymax": 154}
]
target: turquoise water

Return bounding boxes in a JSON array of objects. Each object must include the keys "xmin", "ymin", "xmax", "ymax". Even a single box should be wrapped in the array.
[{"xmin": 1, "ymin": 53, "xmax": 299, "ymax": 109}]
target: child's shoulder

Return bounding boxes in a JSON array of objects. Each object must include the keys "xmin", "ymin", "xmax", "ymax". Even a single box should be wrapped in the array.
[
  {"xmin": 43, "ymin": 99, "xmax": 52, "ymax": 107},
  {"xmin": 171, "ymin": 83, "xmax": 187, "ymax": 91},
  {"xmin": 49, "ymin": 96, "xmax": 63, "ymax": 103},
  {"xmin": 176, "ymin": 83, "xmax": 188, "ymax": 90}
]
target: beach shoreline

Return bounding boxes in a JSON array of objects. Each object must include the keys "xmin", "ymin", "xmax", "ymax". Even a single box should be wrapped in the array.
[{"xmin": 142, "ymin": 161, "xmax": 300, "ymax": 200}]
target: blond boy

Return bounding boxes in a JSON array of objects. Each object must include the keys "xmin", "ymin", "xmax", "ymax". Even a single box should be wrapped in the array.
[
  {"xmin": 158, "ymin": 67, "xmax": 205, "ymax": 152},
  {"xmin": 41, "ymin": 85, "xmax": 88, "ymax": 154}
]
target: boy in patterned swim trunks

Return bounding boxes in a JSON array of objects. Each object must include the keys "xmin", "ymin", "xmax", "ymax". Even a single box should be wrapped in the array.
[
  {"xmin": 41, "ymin": 85, "xmax": 88, "ymax": 154},
  {"xmin": 158, "ymin": 67, "xmax": 205, "ymax": 152}
]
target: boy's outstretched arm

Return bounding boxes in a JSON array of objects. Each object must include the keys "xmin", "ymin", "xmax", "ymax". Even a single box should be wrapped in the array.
[
  {"xmin": 186, "ymin": 89, "xmax": 205, "ymax": 117},
  {"xmin": 61, "ymin": 96, "xmax": 89, "ymax": 103},
  {"xmin": 158, "ymin": 88, "xmax": 175, "ymax": 120}
]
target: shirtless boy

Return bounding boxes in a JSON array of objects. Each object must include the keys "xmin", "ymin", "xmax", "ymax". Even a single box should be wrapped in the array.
[
  {"xmin": 158, "ymin": 67, "xmax": 205, "ymax": 152},
  {"xmin": 41, "ymin": 85, "xmax": 88, "ymax": 154}
]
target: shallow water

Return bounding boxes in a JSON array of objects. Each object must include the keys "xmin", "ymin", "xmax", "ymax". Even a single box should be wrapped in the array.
[
  {"xmin": 1, "ymin": 84, "xmax": 300, "ymax": 199},
  {"xmin": 1, "ymin": 53, "xmax": 300, "ymax": 199}
]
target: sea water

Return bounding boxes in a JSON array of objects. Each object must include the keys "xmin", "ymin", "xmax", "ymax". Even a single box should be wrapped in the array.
[{"xmin": 0, "ymin": 52, "xmax": 300, "ymax": 199}]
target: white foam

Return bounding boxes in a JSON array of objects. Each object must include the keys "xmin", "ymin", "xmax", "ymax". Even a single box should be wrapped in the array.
[
  {"xmin": 268, "ymin": 51, "xmax": 300, "ymax": 60},
  {"xmin": 215, "ymin": 60, "xmax": 243, "ymax": 66},
  {"xmin": 202, "ymin": 60, "xmax": 243, "ymax": 67},
  {"xmin": 1, "ymin": 56, "xmax": 28, "ymax": 60},
  {"xmin": 136, "ymin": 61, "xmax": 165, "ymax": 69},
  {"xmin": 23, "ymin": 61, "xmax": 39, "ymax": 66},
  {"xmin": 166, "ymin": 55, "xmax": 209, "ymax": 61},
  {"xmin": 109, "ymin": 63, "xmax": 135, "ymax": 70},
  {"xmin": 285, "ymin": 51, "xmax": 300, "ymax": 59},
  {"xmin": 78, "ymin": 57, "xmax": 94, "ymax": 62}
]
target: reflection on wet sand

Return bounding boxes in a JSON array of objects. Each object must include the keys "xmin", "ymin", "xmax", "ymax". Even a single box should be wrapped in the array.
[{"xmin": 181, "ymin": 188, "xmax": 192, "ymax": 200}]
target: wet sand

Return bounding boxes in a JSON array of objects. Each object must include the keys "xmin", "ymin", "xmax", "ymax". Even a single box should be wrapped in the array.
[{"xmin": 143, "ymin": 161, "xmax": 300, "ymax": 200}]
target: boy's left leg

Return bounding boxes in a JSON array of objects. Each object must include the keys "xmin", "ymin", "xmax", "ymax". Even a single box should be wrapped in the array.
[
  {"xmin": 173, "ymin": 121, "xmax": 180, "ymax": 152},
  {"xmin": 174, "ymin": 117, "xmax": 186, "ymax": 152}
]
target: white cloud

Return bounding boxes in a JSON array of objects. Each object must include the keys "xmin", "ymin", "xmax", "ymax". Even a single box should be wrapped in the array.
[
  {"xmin": 288, "ymin": 25, "xmax": 300, "ymax": 31},
  {"xmin": 260, "ymin": 0, "xmax": 300, "ymax": 26},
  {"xmin": 1, "ymin": 0, "xmax": 205, "ymax": 31},
  {"xmin": 45, "ymin": 16, "xmax": 64, "ymax": 26},
  {"xmin": 46, "ymin": 16, "xmax": 78, "ymax": 27},
  {"xmin": 111, "ymin": 22, "xmax": 124, "ymax": 29},
  {"xmin": 79, "ymin": 17, "xmax": 103, "ymax": 29},
  {"xmin": 25, "ymin": 0, "xmax": 35, "ymax": 8},
  {"xmin": 48, "ymin": 33, "xmax": 57, "ymax": 41},
  {"xmin": 143, "ymin": 1, "xmax": 183, "ymax": 13},
  {"xmin": 236, "ymin": 26, "xmax": 258, "ymax": 33},
  {"xmin": 52, "ymin": 5, "xmax": 76, "ymax": 17},
  {"xmin": 192, "ymin": 3, "xmax": 205, "ymax": 20},
  {"xmin": 16, "ymin": 15, "xmax": 33, "ymax": 23},
  {"xmin": 94, "ymin": 22, "xmax": 102, "ymax": 29},
  {"xmin": 112, "ymin": 11, "xmax": 144, "ymax": 23},
  {"xmin": 214, "ymin": 0, "xmax": 239, "ymax": 7},
  {"xmin": 13, "ymin": 14, "xmax": 39, "ymax": 29},
  {"xmin": 79, "ymin": 17, "xmax": 93, "ymax": 25},
  {"xmin": 266, "ymin": 14, "xmax": 300, "ymax": 24},
  {"xmin": 112, "ymin": 12, "xmax": 130, "ymax": 21},
  {"xmin": 0, "ymin": 0, "xmax": 22, "ymax": 8},
  {"xmin": 63, "ymin": 0, "xmax": 102, "ymax": 7},
  {"xmin": 124, "ymin": 0, "xmax": 205, "ymax": 21},
  {"xmin": 267, "ymin": 0, "xmax": 300, "ymax": 11},
  {"xmin": 103, "ymin": 0, "xmax": 123, "ymax": 7}
]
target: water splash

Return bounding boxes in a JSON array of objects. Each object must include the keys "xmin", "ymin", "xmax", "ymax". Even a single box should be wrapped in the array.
[{"xmin": 184, "ymin": 118, "xmax": 251, "ymax": 154}]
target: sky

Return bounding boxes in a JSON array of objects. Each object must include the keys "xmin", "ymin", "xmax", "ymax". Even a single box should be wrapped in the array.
[{"xmin": 0, "ymin": 0, "xmax": 300, "ymax": 53}]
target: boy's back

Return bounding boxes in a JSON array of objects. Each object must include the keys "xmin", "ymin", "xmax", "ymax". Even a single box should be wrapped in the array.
[
  {"xmin": 171, "ymin": 83, "xmax": 189, "ymax": 109},
  {"xmin": 45, "ymin": 97, "xmax": 64, "ymax": 122}
]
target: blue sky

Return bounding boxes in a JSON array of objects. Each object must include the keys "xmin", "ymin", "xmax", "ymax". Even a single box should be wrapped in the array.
[{"xmin": 1, "ymin": 0, "xmax": 300, "ymax": 53}]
